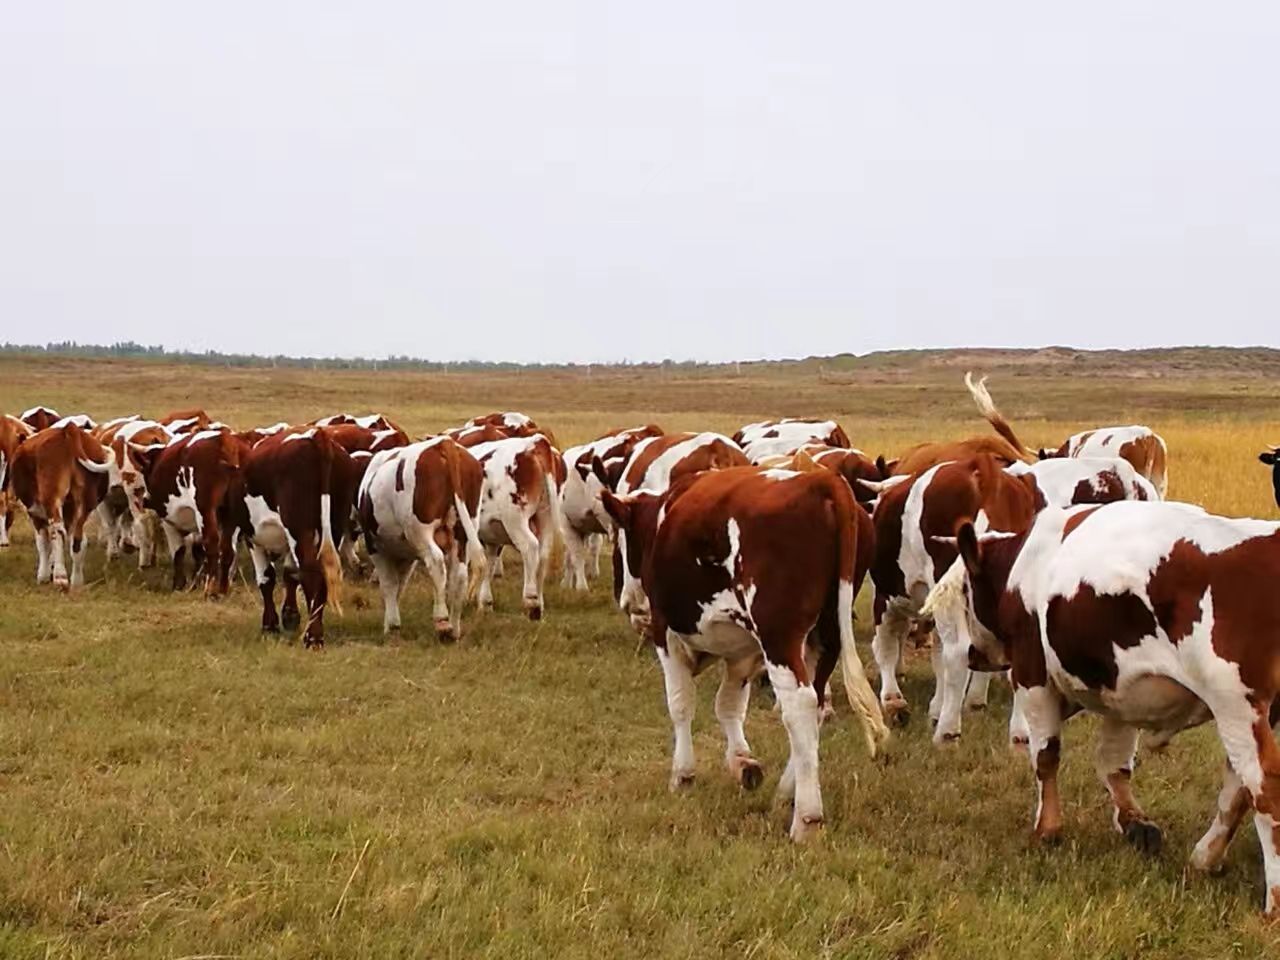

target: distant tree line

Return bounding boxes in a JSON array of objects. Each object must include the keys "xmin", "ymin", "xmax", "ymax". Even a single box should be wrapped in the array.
[{"xmin": 0, "ymin": 340, "xmax": 727, "ymax": 373}]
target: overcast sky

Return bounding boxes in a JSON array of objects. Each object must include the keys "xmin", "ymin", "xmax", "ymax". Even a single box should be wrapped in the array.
[{"xmin": 2, "ymin": 3, "xmax": 1277, "ymax": 363}]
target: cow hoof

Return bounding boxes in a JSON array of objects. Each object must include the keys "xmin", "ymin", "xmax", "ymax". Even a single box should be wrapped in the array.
[
  {"xmin": 1123, "ymin": 820, "xmax": 1163, "ymax": 856},
  {"xmin": 669, "ymin": 772, "xmax": 696, "ymax": 792},
  {"xmin": 435, "ymin": 621, "xmax": 457, "ymax": 644},
  {"xmin": 262, "ymin": 624, "xmax": 280, "ymax": 635},
  {"xmin": 1189, "ymin": 846, "xmax": 1228, "ymax": 875},
  {"xmin": 524, "ymin": 603, "xmax": 542, "ymax": 621},
  {"xmin": 733, "ymin": 758, "xmax": 764, "ymax": 791},
  {"xmin": 934, "ymin": 730, "xmax": 962, "ymax": 745},
  {"xmin": 790, "ymin": 815, "xmax": 825, "ymax": 843},
  {"xmin": 965, "ymin": 702, "xmax": 988, "ymax": 712},
  {"xmin": 882, "ymin": 698, "xmax": 910, "ymax": 727},
  {"xmin": 1034, "ymin": 829, "xmax": 1063, "ymax": 847},
  {"xmin": 303, "ymin": 637, "xmax": 324, "ymax": 651},
  {"xmin": 1010, "ymin": 735, "xmax": 1030, "ymax": 752},
  {"xmin": 281, "ymin": 609, "xmax": 301, "ymax": 631},
  {"xmin": 54, "ymin": 577, "xmax": 69, "ymax": 592}
]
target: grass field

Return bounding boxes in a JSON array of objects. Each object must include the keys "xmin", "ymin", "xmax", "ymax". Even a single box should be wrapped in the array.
[{"xmin": 2, "ymin": 354, "xmax": 1279, "ymax": 958}]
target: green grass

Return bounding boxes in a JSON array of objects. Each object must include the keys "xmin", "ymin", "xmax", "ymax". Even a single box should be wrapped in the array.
[{"xmin": 1, "ymin": 357, "xmax": 1279, "ymax": 958}]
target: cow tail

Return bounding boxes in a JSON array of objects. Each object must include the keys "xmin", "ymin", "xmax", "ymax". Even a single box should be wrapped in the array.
[
  {"xmin": 833, "ymin": 477, "xmax": 890, "ymax": 758},
  {"xmin": 965, "ymin": 372, "xmax": 1034, "ymax": 463},
  {"xmin": 447, "ymin": 448, "xmax": 487, "ymax": 600},
  {"xmin": 315, "ymin": 432, "xmax": 344, "ymax": 616}
]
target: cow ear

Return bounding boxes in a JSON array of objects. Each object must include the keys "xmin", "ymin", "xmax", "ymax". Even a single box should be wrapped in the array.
[
  {"xmin": 1260, "ymin": 451, "xmax": 1276, "ymax": 466},
  {"xmin": 599, "ymin": 489, "xmax": 631, "ymax": 530},
  {"xmin": 1037, "ymin": 448, "xmax": 1047, "ymax": 460},
  {"xmin": 591, "ymin": 455, "xmax": 611, "ymax": 487},
  {"xmin": 956, "ymin": 522, "xmax": 982, "ymax": 577},
  {"xmin": 874, "ymin": 454, "xmax": 888, "ymax": 478}
]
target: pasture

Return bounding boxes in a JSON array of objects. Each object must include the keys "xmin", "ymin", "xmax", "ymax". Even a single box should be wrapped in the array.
[{"xmin": 2, "ymin": 353, "xmax": 1279, "ymax": 959}]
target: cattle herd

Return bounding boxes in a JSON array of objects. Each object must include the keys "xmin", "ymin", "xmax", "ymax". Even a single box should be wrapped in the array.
[{"xmin": 2, "ymin": 375, "xmax": 1279, "ymax": 916}]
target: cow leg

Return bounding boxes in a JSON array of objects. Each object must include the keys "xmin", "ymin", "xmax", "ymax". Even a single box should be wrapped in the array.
[
  {"xmin": 716, "ymin": 655, "xmax": 763, "ymax": 790},
  {"xmin": 299, "ymin": 552, "xmax": 327, "ymax": 649},
  {"xmin": 446, "ymin": 553, "xmax": 468, "ymax": 637},
  {"xmin": 69, "ymin": 520, "xmax": 88, "ymax": 589},
  {"xmin": 280, "ymin": 573, "xmax": 302, "ymax": 631},
  {"xmin": 509, "ymin": 517, "xmax": 545, "ymax": 620},
  {"xmin": 656, "ymin": 639, "xmax": 698, "ymax": 791},
  {"xmin": 200, "ymin": 512, "xmax": 222, "ymax": 596},
  {"xmin": 1096, "ymin": 716, "xmax": 1161, "ymax": 854},
  {"xmin": 964, "ymin": 670, "xmax": 993, "ymax": 711},
  {"xmin": 134, "ymin": 514, "xmax": 156, "ymax": 569},
  {"xmin": 1205, "ymin": 697, "xmax": 1280, "ymax": 914},
  {"xmin": 561, "ymin": 523, "xmax": 588, "ymax": 591},
  {"xmin": 491, "ymin": 550, "xmax": 505, "ymax": 579},
  {"xmin": 767, "ymin": 648, "xmax": 824, "ymax": 842},
  {"xmin": 48, "ymin": 519, "xmax": 69, "ymax": 588},
  {"xmin": 931, "ymin": 619, "xmax": 970, "ymax": 744},
  {"xmin": 1008, "ymin": 683, "xmax": 1031, "ymax": 749},
  {"xmin": 477, "ymin": 544, "xmax": 500, "ymax": 611},
  {"xmin": 97, "ymin": 502, "xmax": 119, "ymax": 560},
  {"xmin": 1190, "ymin": 760, "xmax": 1251, "ymax": 874},
  {"xmin": 588, "ymin": 533, "xmax": 603, "ymax": 578},
  {"xmin": 871, "ymin": 601, "xmax": 911, "ymax": 725},
  {"xmin": 251, "ymin": 544, "xmax": 280, "ymax": 633},
  {"xmin": 1021, "ymin": 684, "xmax": 1065, "ymax": 843},
  {"xmin": 0, "ymin": 494, "xmax": 9, "ymax": 548},
  {"xmin": 162, "ymin": 522, "xmax": 187, "ymax": 590},
  {"xmin": 420, "ymin": 538, "xmax": 454, "ymax": 642},
  {"xmin": 372, "ymin": 554, "xmax": 409, "ymax": 633},
  {"xmin": 33, "ymin": 519, "xmax": 51, "ymax": 584}
]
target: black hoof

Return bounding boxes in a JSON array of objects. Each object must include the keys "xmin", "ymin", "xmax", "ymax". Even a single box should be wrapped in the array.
[
  {"xmin": 262, "ymin": 623, "xmax": 280, "ymax": 635},
  {"xmin": 281, "ymin": 608, "xmax": 301, "ymax": 631},
  {"xmin": 1123, "ymin": 820, "xmax": 1163, "ymax": 856},
  {"xmin": 740, "ymin": 762, "xmax": 764, "ymax": 791}
]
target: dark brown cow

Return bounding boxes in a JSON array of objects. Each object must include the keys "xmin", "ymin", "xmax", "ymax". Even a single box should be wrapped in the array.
[
  {"xmin": 356, "ymin": 437, "xmax": 486, "ymax": 640},
  {"xmin": 240, "ymin": 427, "xmax": 356, "ymax": 647},
  {"xmin": 160, "ymin": 409, "xmax": 215, "ymax": 435},
  {"xmin": 756, "ymin": 444, "xmax": 885, "ymax": 511},
  {"xmin": 559, "ymin": 424, "xmax": 665, "ymax": 591},
  {"xmin": 869, "ymin": 454, "xmax": 1041, "ymax": 742},
  {"xmin": 0, "ymin": 414, "xmax": 35, "ymax": 547},
  {"xmin": 931, "ymin": 501, "xmax": 1280, "ymax": 915},
  {"xmin": 733, "ymin": 418, "xmax": 852, "ymax": 463},
  {"xmin": 601, "ymin": 466, "xmax": 888, "ymax": 841},
  {"xmin": 8, "ymin": 423, "xmax": 110, "ymax": 588},
  {"xmin": 20, "ymin": 406, "xmax": 64, "ymax": 431},
  {"xmin": 142, "ymin": 427, "xmax": 248, "ymax": 594}
]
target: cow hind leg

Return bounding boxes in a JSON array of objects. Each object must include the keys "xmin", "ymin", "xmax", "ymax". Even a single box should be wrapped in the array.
[
  {"xmin": 162, "ymin": 522, "xmax": 187, "ymax": 590},
  {"xmin": 251, "ymin": 544, "xmax": 280, "ymax": 633},
  {"xmin": 1021, "ymin": 684, "xmax": 1065, "ymax": 843},
  {"xmin": 1095, "ymin": 717, "xmax": 1161, "ymax": 855},
  {"xmin": 477, "ymin": 544, "xmax": 500, "ymax": 611},
  {"xmin": 964, "ymin": 670, "xmax": 993, "ymax": 711},
  {"xmin": 299, "ymin": 554, "xmax": 328, "ymax": 650},
  {"xmin": 280, "ymin": 573, "xmax": 302, "ymax": 631},
  {"xmin": 931, "ymin": 619, "xmax": 972, "ymax": 744},
  {"xmin": 446, "ymin": 554, "xmax": 468, "ymax": 637},
  {"xmin": 716, "ymin": 655, "xmax": 763, "ymax": 790},
  {"xmin": 767, "ymin": 648, "xmax": 824, "ymax": 842},
  {"xmin": 48, "ymin": 520, "xmax": 69, "ymax": 589},
  {"xmin": 510, "ymin": 517, "xmax": 545, "ymax": 620},
  {"xmin": 656, "ymin": 640, "xmax": 698, "ymax": 791},
  {"xmin": 372, "ymin": 554, "xmax": 408, "ymax": 634},
  {"xmin": 33, "ymin": 520, "xmax": 52, "ymax": 584},
  {"xmin": 870, "ymin": 603, "xmax": 911, "ymax": 726},
  {"xmin": 420, "ymin": 538, "xmax": 454, "ymax": 642},
  {"xmin": 1190, "ymin": 760, "xmax": 1251, "ymax": 874},
  {"xmin": 69, "ymin": 527, "xmax": 87, "ymax": 589}
]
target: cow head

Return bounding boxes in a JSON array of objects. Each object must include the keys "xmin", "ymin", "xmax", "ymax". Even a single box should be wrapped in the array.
[
  {"xmin": 943, "ymin": 521, "xmax": 1031, "ymax": 670},
  {"xmin": 1259, "ymin": 447, "xmax": 1280, "ymax": 508},
  {"xmin": 599, "ymin": 487, "xmax": 667, "ymax": 632}
]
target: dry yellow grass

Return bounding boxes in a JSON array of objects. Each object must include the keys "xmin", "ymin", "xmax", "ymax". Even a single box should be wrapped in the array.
[{"xmin": 0, "ymin": 354, "xmax": 1278, "ymax": 959}]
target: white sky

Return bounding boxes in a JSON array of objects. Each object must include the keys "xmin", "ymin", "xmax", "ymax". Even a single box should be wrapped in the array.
[{"xmin": 2, "ymin": 2, "xmax": 1278, "ymax": 363}]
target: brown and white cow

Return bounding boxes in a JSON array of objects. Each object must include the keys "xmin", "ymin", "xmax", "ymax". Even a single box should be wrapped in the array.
[
  {"xmin": 733, "ymin": 418, "xmax": 853, "ymax": 463},
  {"xmin": 1005, "ymin": 456, "xmax": 1158, "ymax": 507},
  {"xmin": 92, "ymin": 418, "xmax": 172, "ymax": 566},
  {"xmin": 240, "ymin": 427, "xmax": 356, "ymax": 647},
  {"xmin": 462, "ymin": 411, "xmax": 553, "ymax": 443},
  {"xmin": 756, "ymin": 444, "xmax": 886, "ymax": 511},
  {"xmin": 0, "ymin": 414, "xmax": 35, "ymax": 547},
  {"xmin": 143, "ymin": 427, "xmax": 248, "ymax": 594},
  {"xmin": 20, "ymin": 407, "xmax": 64, "ymax": 431},
  {"xmin": 8, "ymin": 422, "xmax": 110, "ymax": 588},
  {"xmin": 313, "ymin": 412, "xmax": 406, "ymax": 435},
  {"xmin": 869, "ymin": 455, "xmax": 1042, "ymax": 742},
  {"xmin": 559, "ymin": 424, "xmax": 664, "ymax": 590},
  {"xmin": 1043, "ymin": 426, "xmax": 1169, "ymax": 499},
  {"xmin": 928, "ymin": 501, "xmax": 1280, "ymax": 915},
  {"xmin": 469, "ymin": 434, "xmax": 566, "ymax": 619},
  {"xmin": 356, "ymin": 437, "xmax": 486, "ymax": 639},
  {"xmin": 605, "ymin": 431, "xmax": 751, "ymax": 629},
  {"xmin": 601, "ymin": 466, "xmax": 888, "ymax": 840},
  {"xmin": 160, "ymin": 409, "xmax": 215, "ymax": 435}
]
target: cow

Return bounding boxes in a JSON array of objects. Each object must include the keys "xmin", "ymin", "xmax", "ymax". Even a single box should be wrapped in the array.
[
  {"xmin": 356, "ymin": 436, "xmax": 486, "ymax": 640},
  {"xmin": 1259, "ymin": 446, "xmax": 1280, "ymax": 507},
  {"xmin": 0, "ymin": 414, "xmax": 35, "ymax": 547},
  {"xmin": 160, "ymin": 409, "xmax": 215, "ymax": 435},
  {"xmin": 469, "ymin": 434, "xmax": 566, "ymax": 619},
  {"xmin": 240, "ymin": 427, "xmax": 355, "ymax": 647},
  {"xmin": 7, "ymin": 422, "xmax": 110, "ymax": 588},
  {"xmin": 20, "ymin": 407, "xmax": 64, "ymax": 431},
  {"xmin": 927, "ymin": 500, "xmax": 1280, "ymax": 916},
  {"xmin": 143, "ymin": 427, "xmax": 248, "ymax": 594},
  {"xmin": 313, "ymin": 413, "xmax": 406, "ymax": 434},
  {"xmin": 869, "ymin": 454, "xmax": 1042, "ymax": 742},
  {"xmin": 1005, "ymin": 457, "xmax": 1158, "ymax": 507},
  {"xmin": 756, "ymin": 444, "xmax": 885, "ymax": 511},
  {"xmin": 604, "ymin": 431, "xmax": 751, "ymax": 630},
  {"xmin": 1043, "ymin": 426, "xmax": 1170, "ymax": 499},
  {"xmin": 600, "ymin": 466, "xmax": 889, "ymax": 840},
  {"xmin": 559, "ymin": 425, "xmax": 664, "ymax": 591},
  {"xmin": 462, "ymin": 412, "xmax": 557, "ymax": 448},
  {"xmin": 733, "ymin": 419, "xmax": 853, "ymax": 463},
  {"xmin": 93, "ymin": 418, "xmax": 172, "ymax": 566}
]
